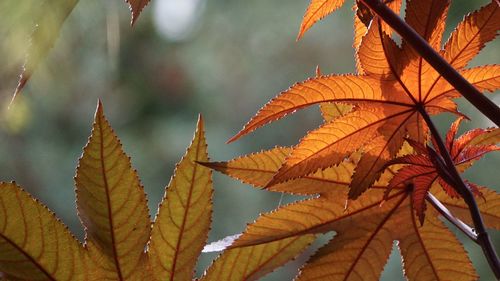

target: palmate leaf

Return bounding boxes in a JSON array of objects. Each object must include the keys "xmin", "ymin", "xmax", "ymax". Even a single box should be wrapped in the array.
[
  {"xmin": 13, "ymin": 0, "xmax": 150, "ymax": 101},
  {"xmin": 229, "ymin": 0, "xmax": 500, "ymax": 199},
  {"xmin": 205, "ymin": 145, "xmax": 500, "ymax": 280},
  {"xmin": 1, "ymin": 103, "xmax": 308, "ymax": 280}
]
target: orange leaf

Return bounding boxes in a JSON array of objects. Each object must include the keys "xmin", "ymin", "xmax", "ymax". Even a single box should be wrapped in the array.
[
  {"xmin": 443, "ymin": 1, "xmax": 500, "ymax": 70},
  {"xmin": 297, "ymin": 0, "xmax": 346, "ymax": 40},
  {"xmin": 266, "ymin": 108, "xmax": 396, "ymax": 187},
  {"xmin": 148, "ymin": 116, "xmax": 213, "ymax": 281},
  {"xmin": 232, "ymin": 1, "xmax": 499, "ymax": 199},
  {"xmin": 75, "ymin": 101, "xmax": 151, "ymax": 280}
]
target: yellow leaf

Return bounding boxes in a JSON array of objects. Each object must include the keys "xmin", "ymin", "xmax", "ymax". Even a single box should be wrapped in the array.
[
  {"xmin": 297, "ymin": 0, "xmax": 346, "ymax": 40},
  {"xmin": 395, "ymin": 207, "xmax": 477, "ymax": 281},
  {"xmin": 0, "ymin": 182, "xmax": 89, "ymax": 280},
  {"xmin": 148, "ymin": 116, "xmax": 213, "ymax": 281},
  {"xmin": 202, "ymin": 146, "xmax": 362, "ymax": 195},
  {"xmin": 75, "ymin": 101, "xmax": 151, "ymax": 280},
  {"xmin": 227, "ymin": 185, "xmax": 479, "ymax": 280},
  {"xmin": 295, "ymin": 193, "xmax": 406, "ymax": 281},
  {"xmin": 319, "ymin": 103, "xmax": 353, "ymax": 122},
  {"xmin": 201, "ymin": 235, "xmax": 315, "ymax": 281}
]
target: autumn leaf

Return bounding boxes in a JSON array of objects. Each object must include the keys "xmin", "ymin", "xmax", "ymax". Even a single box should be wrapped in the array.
[
  {"xmin": 147, "ymin": 115, "xmax": 213, "ymax": 281},
  {"xmin": 298, "ymin": 0, "xmax": 402, "ymax": 40},
  {"xmin": 13, "ymin": 0, "xmax": 150, "ymax": 101},
  {"xmin": 385, "ymin": 117, "xmax": 499, "ymax": 223},
  {"xmin": 200, "ymin": 235, "xmax": 315, "ymax": 281},
  {"xmin": 205, "ymin": 143, "xmax": 500, "ymax": 280},
  {"xmin": 1, "ymin": 102, "xmax": 306, "ymax": 280},
  {"xmin": 75, "ymin": 101, "xmax": 152, "ymax": 280},
  {"xmin": 0, "ymin": 182, "xmax": 90, "ymax": 280},
  {"xmin": 229, "ymin": 0, "xmax": 500, "ymax": 199},
  {"xmin": 297, "ymin": 0, "xmax": 346, "ymax": 40}
]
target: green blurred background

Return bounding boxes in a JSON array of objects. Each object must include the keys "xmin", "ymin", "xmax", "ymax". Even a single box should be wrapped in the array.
[{"xmin": 0, "ymin": 0, "xmax": 498, "ymax": 280}]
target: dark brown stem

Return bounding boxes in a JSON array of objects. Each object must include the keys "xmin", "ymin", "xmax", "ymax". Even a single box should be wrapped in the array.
[
  {"xmin": 426, "ymin": 192, "xmax": 477, "ymax": 242},
  {"xmin": 418, "ymin": 107, "xmax": 500, "ymax": 278},
  {"xmin": 359, "ymin": 0, "xmax": 500, "ymax": 127}
]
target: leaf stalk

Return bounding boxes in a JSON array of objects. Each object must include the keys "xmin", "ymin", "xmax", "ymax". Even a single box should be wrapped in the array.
[
  {"xmin": 425, "ymin": 192, "xmax": 477, "ymax": 242},
  {"xmin": 418, "ymin": 106, "xmax": 500, "ymax": 278}
]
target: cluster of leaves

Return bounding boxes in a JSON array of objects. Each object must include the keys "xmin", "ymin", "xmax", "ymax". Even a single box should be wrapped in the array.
[
  {"xmin": 202, "ymin": 0, "xmax": 500, "ymax": 279},
  {"xmin": 2, "ymin": 0, "xmax": 500, "ymax": 280},
  {"xmin": 0, "ymin": 102, "xmax": 314, "ymax": 280},
  {"xmin": 13, "ymin": 0, "xmax": 151, "ymax": 102}
]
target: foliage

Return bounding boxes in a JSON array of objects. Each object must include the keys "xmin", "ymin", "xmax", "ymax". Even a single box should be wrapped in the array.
[
  {"xmin": 204, "ymin": 121, "xmax": 499, "ymax": 280},
  {"xmin": 0, "ymin": 103, "xmax": 309, "ymax": 280},
  {"xmin": 229, "ymin": 0, "xmax": 499, "ymax": 199},
  {"xmin": 1, "ymin": 0, "xmax": 499, "ymax": 280}
]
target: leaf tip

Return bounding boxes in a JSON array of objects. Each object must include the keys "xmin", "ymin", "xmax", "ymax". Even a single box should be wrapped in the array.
[{"xmin": 226, "ymin": 133, "xmax": 241, "ymax": 144}]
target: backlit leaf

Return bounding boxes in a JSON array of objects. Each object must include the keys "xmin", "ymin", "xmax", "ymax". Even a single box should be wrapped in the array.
[
  {"xmin": 0, "ymin": 182, "xmax": 89, "ymax": 280},
  {"xmin": 224, "ymin": 184, "xmax": 481, "ymax": 280},
  {"xmin": 148, "ymin": 116, "xmax": 213, "ymax": 281},
  {"xmin": 75, "ymin": 101, "xmax": 151, "ymax": 280},
  {"xmin": 297, "ymin": 0, "xmax": 346, "ymax": 40},
  {"xmin": 443, "ymin": 1, "xmax": 500, "ymax": 70},
  {"xmin": 231, "ymin": 0, "xmax": 499, "ymax": 199},
  {"xmin": 201, "ymin": 235, "xmax": 315, "ymax": 281},
  {"xmin": 266, "ymin": 108, "xmax": 397, "ymax": 187},
  {"xmin": 395, "ymin": 206, "xmax": 477, "ymax": 281}
]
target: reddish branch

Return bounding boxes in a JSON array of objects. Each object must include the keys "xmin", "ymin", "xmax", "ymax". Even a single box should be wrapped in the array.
[{"xmin": 419, "ymin": 107, "xmax": 500, "ymax": 278}]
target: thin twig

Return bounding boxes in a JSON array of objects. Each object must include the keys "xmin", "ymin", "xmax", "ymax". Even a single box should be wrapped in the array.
[
  {"xmin": 426, "ymin": 192, "xmax": 477, "ymax": 242},
  {"xmin": 359, "ymin": 0, "xmax": 500, "ymax": 127},
  {"xmin": 418, "ymin": 107, "xmax": 500, "ymax": 278}
]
